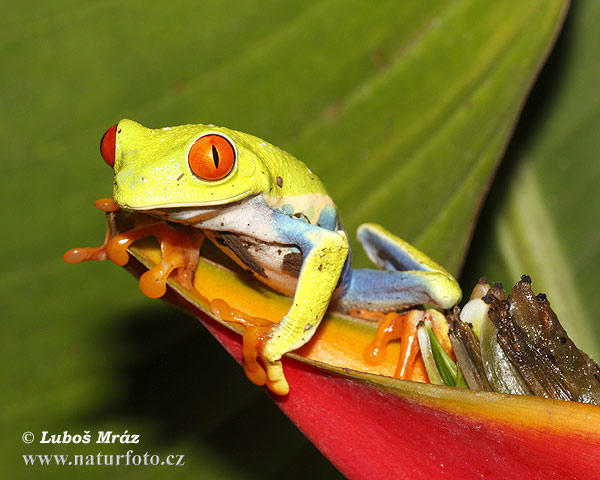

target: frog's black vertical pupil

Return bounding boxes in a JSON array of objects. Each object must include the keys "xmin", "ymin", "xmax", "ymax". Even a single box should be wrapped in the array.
[{"xmin": 211, "ymin": 144, "xmax": 220, "ymax": 169}]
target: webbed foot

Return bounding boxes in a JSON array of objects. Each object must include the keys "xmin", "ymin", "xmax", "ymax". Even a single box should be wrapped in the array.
[
  {"xmin": 356, "ymin": 308, "xmax": 453, "ymax": 382},
  {"xmin": 210, "ymin": 300, "xmax": 289, "ymax": 395},
  {"xmin": 65, "ymin": 199, "xmax": 204, "ymax": 298}
]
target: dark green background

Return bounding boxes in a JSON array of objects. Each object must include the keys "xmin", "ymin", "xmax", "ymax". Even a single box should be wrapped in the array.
[{"xmin": 2, "ymin": 1, "xmax": 597, "ymax": 478}]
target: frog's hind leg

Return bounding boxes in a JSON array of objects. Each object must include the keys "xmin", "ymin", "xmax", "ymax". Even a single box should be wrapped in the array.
[
  {"xmin": 334, "ymin": 223, "xmax": 461, "ymax": 312},
  {"xmin": 334, "ymin": 223, "xmax": 461, "ymax": 383}
]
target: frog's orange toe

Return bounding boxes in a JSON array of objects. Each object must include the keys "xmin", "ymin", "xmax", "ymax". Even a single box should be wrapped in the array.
[
  {"xmin": 362, "ymin": 312, "xmax": 407, "ymax": 366},
  {"xmin": 63, "ymin": 246, "xmax": 108, "ymax": 263},
  {"xmin": 93, "ymin": 197, "xmax": 120, "ymax": 212},
  {"xmin": 394, "ymin": 311, "xmax": 423, "ymax": 380},
  {"xmin": 139, "ymin": 267, "xmax": 169, "ymax": 298},
  {"xmin": 208, "ymin": 299, "xmax": 286, "ymax": 392}
]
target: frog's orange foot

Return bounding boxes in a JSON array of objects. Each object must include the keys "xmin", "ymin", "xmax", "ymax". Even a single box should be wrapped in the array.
[
  {"xmin": 360, "ymin": 309, "xmax": 451, "ymax": 382},
  {"xmin": 243, "ymin": 328, "xmax": 290, "ymax": 395},
  {"xmin": 106, "ymin": 222, "xmax": 203, "ymax": 298},
  {"xmin": 65, "ymin": 198, "xmax": 203, "ymax": 298},
  {"xmin": 209, "ymin": 299, "xmax": 286, "ymax": 394},
  {"xmin": 361, "ymin": 310, "xmax": 421, "ymax": 379}
]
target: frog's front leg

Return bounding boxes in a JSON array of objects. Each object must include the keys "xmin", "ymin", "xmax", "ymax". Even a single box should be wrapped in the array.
[
  {"xmin": 260, "ymin": 214, "xmax": 349, "ymax": 395},
  {"xmin": 335, "ymin": 223, "xmax": 462, "ymax": 313}
]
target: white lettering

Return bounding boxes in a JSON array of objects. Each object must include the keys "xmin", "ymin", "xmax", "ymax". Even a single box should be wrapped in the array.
[{"xmin": 96, "ymin": 431, "xmax": 112, "ymax": 443}]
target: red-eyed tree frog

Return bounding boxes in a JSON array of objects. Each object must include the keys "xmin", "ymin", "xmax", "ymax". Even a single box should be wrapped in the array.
[{"xmin": 98, "ymin": 119, "xmax": 462, "ymax": 394}]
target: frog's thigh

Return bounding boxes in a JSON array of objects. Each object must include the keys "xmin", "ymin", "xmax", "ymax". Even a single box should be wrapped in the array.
[
  {"xmin": 335, "ymin": 268, "xmax": 459, "ymax": 312},
  {"xmin": 357, "ymin": 222, "xmax": 451, "ymax": 274}
]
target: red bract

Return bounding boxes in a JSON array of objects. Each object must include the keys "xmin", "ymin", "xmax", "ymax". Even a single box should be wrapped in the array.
[{"xmin": 158, "ymin": 261, "xmax": 600, "ymax": 480}]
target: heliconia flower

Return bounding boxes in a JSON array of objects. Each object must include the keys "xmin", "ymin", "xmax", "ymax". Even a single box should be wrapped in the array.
[{"xmin": 65, "ymin": 207, "xmax": 600, "ymax": 479}]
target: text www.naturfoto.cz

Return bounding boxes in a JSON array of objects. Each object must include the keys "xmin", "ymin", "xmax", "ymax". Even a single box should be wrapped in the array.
[{"xmin": 23, "ymin": 451, "xmax": 185, "ymax": 467}]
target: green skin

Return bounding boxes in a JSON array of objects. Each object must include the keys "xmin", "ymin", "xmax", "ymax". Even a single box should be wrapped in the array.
[{"xmin": 109, "ymin": 119, "xmax": 462, "ymax": 394}]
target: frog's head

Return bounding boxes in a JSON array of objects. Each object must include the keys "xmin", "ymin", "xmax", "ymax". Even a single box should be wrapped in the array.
[{"xmin": 100, "ymin": 119, "xmax": 276, "ymax": 210}]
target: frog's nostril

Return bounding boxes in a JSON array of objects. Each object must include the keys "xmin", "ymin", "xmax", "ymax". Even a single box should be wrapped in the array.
[{"xmin": 100, "ymin": 124, "xmax": 117, "ymax": 168}]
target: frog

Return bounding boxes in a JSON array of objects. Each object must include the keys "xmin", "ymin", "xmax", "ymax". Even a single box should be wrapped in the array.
[{"xmin": 97, "ymin": 119, "xmax": 462, "ymax": 395}]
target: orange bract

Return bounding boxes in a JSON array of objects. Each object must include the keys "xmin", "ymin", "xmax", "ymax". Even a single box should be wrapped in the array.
[{"xmin": 188, "ymin": 134, "xmax": 236, "ymax": 181}]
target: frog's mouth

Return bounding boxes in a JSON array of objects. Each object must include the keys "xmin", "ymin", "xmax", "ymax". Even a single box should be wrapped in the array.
[
  {"xmin": 127, "ymin": 194, "xmax": 259, "ymax": 227},
  {"xmin": 148, "ymin": 205, "xmax": 222, "ymax": 225},
  {"xmin": 113, "ymin": 182, "xmax": 256, "ymax": 211},
  {"xmin": 112, "ymin": 187, "xmax": 255, "ymax": 213}
]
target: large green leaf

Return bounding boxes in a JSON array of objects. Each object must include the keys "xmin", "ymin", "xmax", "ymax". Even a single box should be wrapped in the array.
[
  {"xmin": 463, "ymin": 0, "xmax": 600, "ymax": 360},
  {"xmin": 1, "ymin": 1, "xmax": 569, "ymax": 478}
]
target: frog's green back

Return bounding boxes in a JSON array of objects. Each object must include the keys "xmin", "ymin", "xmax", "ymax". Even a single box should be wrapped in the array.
[{"xmin": 228, "ymin": 127, "xmax": 331, "ymax": 199}]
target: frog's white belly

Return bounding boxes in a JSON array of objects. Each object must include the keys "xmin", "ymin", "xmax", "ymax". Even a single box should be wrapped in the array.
[{"xmin": 204, "ymin": 230, "xmax": 300, "ymax": 297}]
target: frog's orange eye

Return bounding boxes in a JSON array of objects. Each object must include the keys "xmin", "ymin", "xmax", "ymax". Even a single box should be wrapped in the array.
[
  {"xmin": 100, "ymin": 124, "xmax": 117, "ymax": 168},
  {"xmin": 188, "ymin": 134, "xmax": 236, "ymax": 181}
]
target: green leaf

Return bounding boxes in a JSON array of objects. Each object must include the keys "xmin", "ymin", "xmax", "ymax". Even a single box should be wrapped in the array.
[
  {"xmin": 1, "ymin": 1, "xmax": 568, "ymax": 478},
  {"xmin": 290, "ymin": 0, "xmax": 568, "ymax": 274},
  {"xmin": 463, "ymin": 0, "xmax": 600, "ymax": 361}
]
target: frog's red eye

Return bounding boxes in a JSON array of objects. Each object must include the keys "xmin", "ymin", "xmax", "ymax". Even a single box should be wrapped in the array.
[
  {"xmin": 100, "ymin": 124, "xmax": 117, "ymax": 168},
  {"xmin": 188, "ymin": 134, "xmax": 236, "ymax": 181}
]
